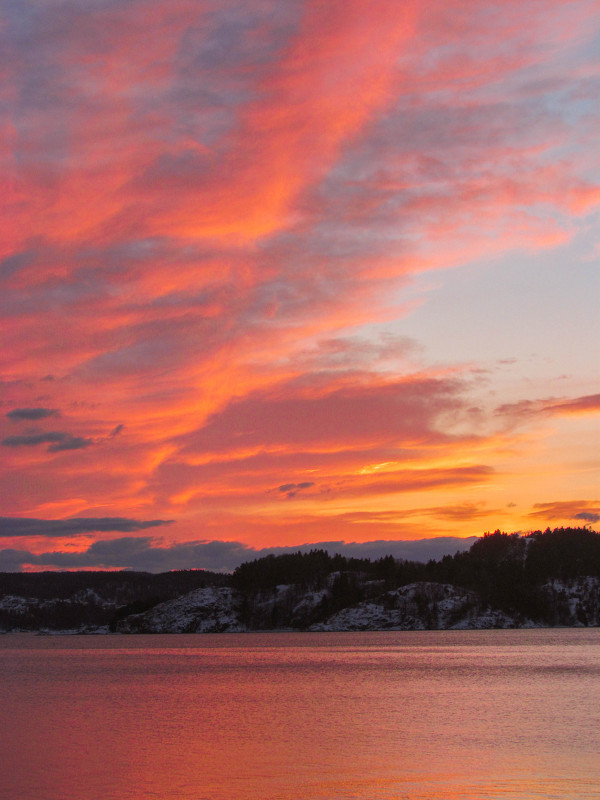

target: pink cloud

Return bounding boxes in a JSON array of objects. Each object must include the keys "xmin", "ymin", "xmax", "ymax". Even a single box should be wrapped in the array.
[
  {"xmin": 496, "ymin": 393, "xmax": 600, "ymax": 423},
  {"xmin": 1, "ymin": 0, "xmax": 597, "ymax": 550},
  {"xmin": 180, "ymin": 374, "xmax": 467, "ymax": 454},
  {"xmin": 546, "ymin": 394, "xmax": 600, "ymax": 415}
]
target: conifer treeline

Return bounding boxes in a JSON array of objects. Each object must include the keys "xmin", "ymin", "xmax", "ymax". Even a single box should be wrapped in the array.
[
  {"xmin": 233, "ymin": 527, "xmax": 600, "ymax": 590},
  {"xmin": 1, "ymin": 527, "xmax": 598, "ymax": 630},
  {"xmin": 231, "ymin": 527, "xmax": 600, "ymax": 619}
]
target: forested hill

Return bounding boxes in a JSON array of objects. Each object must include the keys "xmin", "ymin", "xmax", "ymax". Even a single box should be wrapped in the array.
[
  {"xmin": 1, "ymin": 527, "xmax": 599, "ymax": 632},
  {"xmin": 229, "ymin": 527, "xmax": 600, "ymax": 628}
]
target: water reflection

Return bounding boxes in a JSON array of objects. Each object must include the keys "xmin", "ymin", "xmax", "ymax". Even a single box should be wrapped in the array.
[{"xmin": 1, "ymin": 630, "xmax": 599, "ymax": 800}]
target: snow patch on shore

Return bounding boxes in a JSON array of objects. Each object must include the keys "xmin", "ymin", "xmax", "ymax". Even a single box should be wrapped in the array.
[
  {"xmin": 311, "ymin": 582, "xmax": 537, "ymax": 631},
  {"xmin": 115, "ymin": 587, "xmax": 247, "ymax": 633}
]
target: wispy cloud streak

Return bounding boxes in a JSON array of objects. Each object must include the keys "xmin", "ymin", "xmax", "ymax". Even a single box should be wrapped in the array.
[{"xmin": 0, "ymin": 0, "xmax": 598, "ymax": 557}]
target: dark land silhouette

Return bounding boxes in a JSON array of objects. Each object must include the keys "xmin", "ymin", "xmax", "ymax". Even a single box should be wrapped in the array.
[{"xmin": 1, "ymin": 527, "xmax": 599, "ymax": 632}]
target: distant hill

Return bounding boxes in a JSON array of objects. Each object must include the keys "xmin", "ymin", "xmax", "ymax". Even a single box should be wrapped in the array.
[
  {"xmin": 1, "ymin": 527, "xmax": 599, "ymax": 632},
  {"xmin": 0, "ymin": 569, "xmax": 228, "ymax": 632}
]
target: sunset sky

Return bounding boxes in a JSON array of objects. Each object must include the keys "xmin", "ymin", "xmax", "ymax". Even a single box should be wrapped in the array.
[{"xmin": 1, "ymin": 0, "xmax": 598, "ymax": 572}]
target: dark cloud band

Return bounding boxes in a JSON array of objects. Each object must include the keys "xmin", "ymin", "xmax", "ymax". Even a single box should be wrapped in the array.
[
  {"xmin": 0, "ymin": 535, "xmax": 477, "ymax": 573},
  {"xmin": 6, "ymin": 407, "xmax": 59, "ymax": 421},
  {"xmin": 0, "ymin": 517, "xmax": 174, "ymax": 538},
  {"xmin": 1, "ymin": 432, "xmax": 93, "ymax": 451}
]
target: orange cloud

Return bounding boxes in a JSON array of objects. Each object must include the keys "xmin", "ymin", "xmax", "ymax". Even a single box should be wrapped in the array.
[
  {"xmin": 529, "ymin": 500, "xmax": 600, "ymax": 522},
  {"xmin": 1, "ymin": 0, "xmax": 598, "ymax": 559}
]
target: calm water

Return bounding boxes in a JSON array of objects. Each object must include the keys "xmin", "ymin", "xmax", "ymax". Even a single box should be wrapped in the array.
[{"xmin": 0, "ymin": 629, "xmax": 599, "ymax": 800}]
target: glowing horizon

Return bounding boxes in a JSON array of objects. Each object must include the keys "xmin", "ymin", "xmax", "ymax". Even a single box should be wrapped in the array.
[{"xmin": 1, "ymin": 0, "xmax": 598, "ymax": 571}]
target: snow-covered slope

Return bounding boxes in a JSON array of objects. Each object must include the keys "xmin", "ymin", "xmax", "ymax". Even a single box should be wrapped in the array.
[
  {"xmin": 539, "ymin": 577, "xmax": 600, "ymax": 626},
  {"xmin": 311, "ymin": 582, "xmax": 536, "ymax": 631},
  {"xmin": 115, "ymin": 587, "xmax": 247, "ymax": 633},
  {"xmin": 3, "ymin": 574, "xmax": 599, "ymax": 634},
  {"xmin": 0, "ymin": 590, "xmax": 116, "ymax": 632}
]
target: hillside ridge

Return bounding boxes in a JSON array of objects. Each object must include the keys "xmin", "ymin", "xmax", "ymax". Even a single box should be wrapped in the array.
[{"xmin": 1, "ymin": 527, "xmax": 599, "ymax": 633}]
